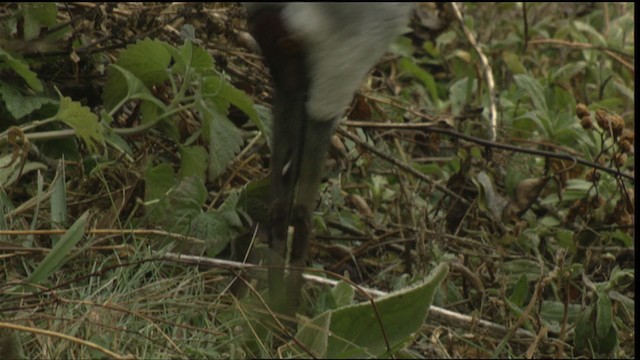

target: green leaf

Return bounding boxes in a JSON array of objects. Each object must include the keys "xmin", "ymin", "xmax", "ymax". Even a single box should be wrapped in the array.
[
  {"xmin": 144, "ymin": 163, "xmax": 177, "ymax": 203},
  {"xmin": 0, "ymin": 48, "xmax": 43, "ymax": 92},
  {"xmin": 449, "ymin": 76, "xmax": 476, "ymax": 115},
  {"xmin": 499, "ymin": 259, "xmax": 542, "ymax": 282},
  {"xmin": 295, "ymin": 311, "xmax": 331, "ymax": 358},
  {"xmin": 0, "ymin": 81, "xmax": 55, "ymax": 119},
  {"xmin": 103, "ymin": 64, "xmax": 166, "ymax": 113},
  {"xmin": 179, "ymin": 145, "xmax": 208, "ymax": 181},
  {"xmin": 54, "ymin": 95, "xmax": 104, "ymax": 153},
  {"xmin": 398, "ymin": 57, "xmax": 439, "ymax": 102},
  {"xmin": 502, "ymin": 51, "xmax": 527, "ymax": 75},
  {"xmin": 21, "ymin": 2, "xmax": 58, "ymax": 41},
  {"xmin": 50, "ymin": 160, "xmax": 67, "ymax": 229},
  {"xmin": 24, "ymin": 211, "xmax": 88, "ymax": 287},
  {"xmin": 201, "ymin": 75, "xmax": 260, "ymax": 128},
  {"xmin": 198, "ymin": 100, "xmax": 243, "ymax": 180},
  {"xmin": 573, "ymin": 306, "xmax": 593, "ymax": 351},
  {"xmin": 191, "ymin": 211, "xmax": 240, "ymax": 257},
  {"xmin": 509, "ymin": 274, "xmax": 529, "ymax": 308},
  {"xmin": 514, "ymin": 74, "xmax": 548, "ymax": 113},
  {"xmin": 331, "ymin": 281, "xmax": 355, "ymax": 308},
  {"xmin": 102, "ymin": 39, "xmax": 171, "ymax": 111},
  {"xmin": 112, "ymin": 38, "xmax": 171, "ymax": 86},
  {"xmin": 595, "ymin": 291, "xmax": 612, "ymax": 339},
  {"xmin": 148, "ymin": 176, "xmax": 207, "ymax": 233},
  {"xmin": 291, "ymin": 263, "xmax": 449, "ymax": 358}
]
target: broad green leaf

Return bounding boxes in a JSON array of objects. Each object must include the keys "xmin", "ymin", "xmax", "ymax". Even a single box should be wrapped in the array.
[
  {"xmin": 198, "ymin": 99, "xmax": 243, "ymax": 180},
  {"xmin": 0, "ymin": 81, "xmax": 55, "ymax": 119},
  {"xmin": 21, "ymin": 2, "xmax": 58, "ymax": 41},
  {"xmin": 191, "ymin": 212, "xmax": 234, "ymax": 257},
  {"xmin": 24, "ymin": 211, "xmax": 88, "ymax": 287},
  {"xmin": 540, "ymin": 300, "xmax": 581, "ymax": 332},
  {"xmin": 573, "ymin": 306, "xmax": 593, "ymax": 351},
  {"xmin": 54, "ymin": 95, "xmax": 104, "ymax": 153},
  {"xmin": 112, "ymin": 38, "xmax": 171, "ymax": 86},
  {"xmin": 148, "ymin": 176, "xmax": 207, "ymax": 233},
  {"xmin": 572, "ymin": 21, "xmax": 607, "ymax": 47},
  {"xmin": 295, "ymin": 311, "xmax": 331, "ymax": 358},
  {"xmin": 103, "ymin": 64, "xmax": 166, "ymax": 113},
  {"xmin": 102, "ymin": 39, "xmax": 171, "ymax": 111},
  {"xmin": 179, "ymin": 145, "xmax": 208, "ymax": 181},
  {"xmin": 594, "ymin": 325, "xmax": 618, "ymax": 355},
  {"xmin": 201, "ymin": 74, "xmax": 259, "ymax": 127},
  {"xmin": 0, "ymin": 48, "xmax": 43, "ymax": 92},
  {"xmin": 595, "ymin": 291, "xmax": 612, "ymax": 339},
  {"xmin": 332, "ymin": 281, "xmax": 355, "ymax": 308},
  {"xmin": 181, "ymin": 41, "xmax": 214, "ymax": 73},
  {"xmin": 290, "ymin": 263, "xmax": 449, "ymax": 358},
  {"xmin": 144, "ymin": 163, "xmax": 177, "ymax": 203}
]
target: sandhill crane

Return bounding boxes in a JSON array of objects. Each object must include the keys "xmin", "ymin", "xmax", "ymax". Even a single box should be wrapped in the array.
[{"xmin": 247, "ymin": 3, "xmax": 412, "ymax": 317}]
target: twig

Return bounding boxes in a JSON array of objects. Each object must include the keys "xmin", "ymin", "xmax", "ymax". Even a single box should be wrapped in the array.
[
  {"xmin": 343, "ymin": 121, "xmax": 634, "ymax": 182},
  {"xmin": 161, "ymin": 252, "xmax": 536, "ymax": 340},
  {"xmin": 450, "ymin": 3, "xmax": 498, "ymax": 141}
]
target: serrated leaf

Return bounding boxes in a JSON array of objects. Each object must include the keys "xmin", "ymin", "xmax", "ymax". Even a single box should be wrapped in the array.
[
  {"xmin": 181, "ymin": 41, "xmax": 214, "ymax": 72},
  {"xmin": 102, "ymin": 39, "xmax": 171, "ymax": 111},
  {"xmin": 190, "ymin": 212, "xmax": 233, "ymax": 257},
  {"xmin": 0, "ymin": 48, "xmax": 43, "ymax": 92},
  {"xmin": 197, "ymin": 99, "xmax": 243, "ymax": 180},
  {"xmin": 0, "ymin": 81, "xmax": 55, "ymax": 119},
  {"xmin": 202, "ymin": 75, "xmax": 259, "ymax": 128},
  {"xmin": 54, "ymin": 95, "xmax": 103, "ymax": 153},
  {"xmin": 113, "ymin": 38, "xmax": 171, "ymax": 86},
  {"xmin": 103, "ymin": 64, "xmax": 166, "ymax": 113},
  {"xmin": 150, "ymin": 176, "xmax": 207, "ymax": 233}
]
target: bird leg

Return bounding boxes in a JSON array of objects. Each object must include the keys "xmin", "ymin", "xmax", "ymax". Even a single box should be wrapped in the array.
[{"xmin": 267, "ymin": 115, "xmax": 335, "ymax": 319}]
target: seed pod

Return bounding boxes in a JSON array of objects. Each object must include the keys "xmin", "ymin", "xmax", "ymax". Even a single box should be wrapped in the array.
[
  {"xmin": 613, "ymin": 153, "xmax": 627, "ymax": 167},
  {"xmin": 585, "ymin": 169, "xmax": 600, "ymax": 182},
  {"xmin": 580, "ymin": 115, "xmax": 593, "ymax": 130},
  {"xmin": 595, "ymin": 109, "xmax": 609, "ymax": 130},
  {"xmin": 576, "ymin": 103, "xmax": 590, "ymax": 118}
]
